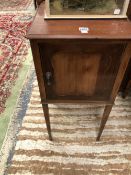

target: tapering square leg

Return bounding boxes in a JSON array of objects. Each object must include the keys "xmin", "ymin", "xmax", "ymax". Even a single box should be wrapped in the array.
[
  {"xmin": 42, "ymin": 104, "xmax": 53, "ymax": 141},
  {"xmin": 96, "ymin": 104, "xmax": 113, "ymax": 141}
]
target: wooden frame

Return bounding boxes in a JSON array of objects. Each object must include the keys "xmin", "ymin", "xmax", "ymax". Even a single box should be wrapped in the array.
[
  {"xmin": 44, "ymin": 0, "xmax": 130, "ymax": 19},
  {"xmin": 127, "ymin": 0, "xmax": 131, "ymax": 19}
]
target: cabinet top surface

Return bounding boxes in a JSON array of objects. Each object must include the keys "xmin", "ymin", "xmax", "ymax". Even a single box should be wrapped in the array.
[{"xmin": 27, "ymin": 2, "xmax": 131, "ymax": 40}]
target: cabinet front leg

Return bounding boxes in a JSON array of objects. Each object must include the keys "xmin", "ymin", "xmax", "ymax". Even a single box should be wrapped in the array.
[
  {"xmin": 96, "ymin": 104, "xmax": 113, "ymax": 141},
  {"xmin": 42, "ymin": 104, "xmax": 53, "ymax": 141}
]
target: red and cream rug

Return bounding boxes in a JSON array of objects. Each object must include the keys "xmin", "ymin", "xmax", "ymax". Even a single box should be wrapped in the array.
[
  {"xmin": 7, "ymin": 80, "xmax": 131, "ymax": 175},
  {"xmin": 0, "ymin": 12, "xmax": 33, "ymax": 114},
  {"xmin": 0, "ymin": 0, "xmax": 33, "ymax": 11}
]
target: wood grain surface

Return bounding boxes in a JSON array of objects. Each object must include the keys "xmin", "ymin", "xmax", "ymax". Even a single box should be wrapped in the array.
[{"xmin": 27, "ymin": 2, "xmax": 131, "ymax": 39}]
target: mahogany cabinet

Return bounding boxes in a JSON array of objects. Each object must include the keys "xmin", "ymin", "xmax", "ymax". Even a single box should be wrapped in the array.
[{"xmin": 27, "ymin": 2, "xmax": 131, "ymax": 141}]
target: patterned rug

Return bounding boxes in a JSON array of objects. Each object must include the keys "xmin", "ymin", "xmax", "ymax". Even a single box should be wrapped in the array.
[
  {"xmin": 0, "ymin": 0, "xmax": 33, "ymax": 11},
  {"xmin": 0, "ymin": 12, "xmax": 33, "ymax": 114},
  {"xmin": 7, "ymin": 79, "xmax": 131, "ymax": 175}
]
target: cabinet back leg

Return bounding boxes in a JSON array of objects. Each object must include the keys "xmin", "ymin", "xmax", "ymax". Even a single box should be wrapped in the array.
[
  {"xmin": 96, "ymin": 104, "xmax": 113, "ymax": 141},
  {"xmin": 42, "ymin": 104, "xmax": 53, "ymax": 141}
]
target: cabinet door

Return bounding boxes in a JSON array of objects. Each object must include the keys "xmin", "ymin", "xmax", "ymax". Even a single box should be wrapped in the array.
[{"xmin": 39, "ymin": 40, "xmax": 124, "ymax": 101}]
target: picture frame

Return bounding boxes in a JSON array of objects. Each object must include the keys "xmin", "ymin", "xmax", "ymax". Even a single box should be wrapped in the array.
[{"xmin": 44, "ymin": 0, "xmax": 130, "ymax": 19}]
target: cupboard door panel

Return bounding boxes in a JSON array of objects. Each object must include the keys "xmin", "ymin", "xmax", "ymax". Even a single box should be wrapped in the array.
[
  {"xmin": 39, "ymin": 41, "xmax": 124, "ymax": 101},
  {"xmin": 52, "ymin": 52, "xmax": 101, "ymax": 96}
]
